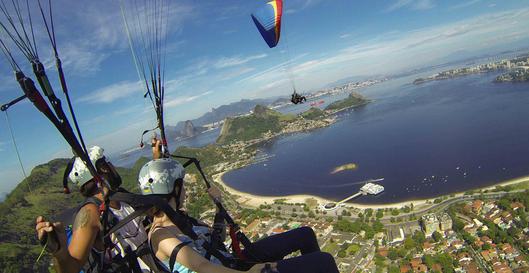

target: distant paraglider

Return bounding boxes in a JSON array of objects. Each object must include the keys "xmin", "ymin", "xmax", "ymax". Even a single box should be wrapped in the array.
[
  {"xmin": 251, "ymin": 0, "xmax": 307, "ymax": 105},
  {"xmin": 291, "ymin": 92, "xmax": 306, "ymax": 104}
]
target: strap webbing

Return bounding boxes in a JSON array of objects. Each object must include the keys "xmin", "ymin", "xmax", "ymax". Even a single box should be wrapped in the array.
[
  {"xmin": 104, "ymin": 206, "xmax": 150, "ymax": 238},
  {"xmin": 169, "ymin": 241, "xmax": 191, "ymax": 272}
]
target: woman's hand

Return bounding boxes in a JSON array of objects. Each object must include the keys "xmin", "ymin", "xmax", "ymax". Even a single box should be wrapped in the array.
[
  {"xmin": 248, "ymin": 263, "xmax": 278, "ymax": 273},
  {"xmin": 152, "ymin": 137, "xmax": 162, "ymax": 159},
  {"xmin": 207, "ymin": 186, "xmax": 222, "ymax": 203},
  {"xmin": 35, "ymin": 216, "xmax": 67, "ymax": 256}
]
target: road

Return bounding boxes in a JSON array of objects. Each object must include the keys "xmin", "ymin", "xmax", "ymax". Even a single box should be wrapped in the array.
[
  {"xmin": 232, "ymin": 188, "xmax": 525, "ymax": 231},
  {"xmin": 378, "ymin": 191, "xmax": 523, "ymax": 227}
]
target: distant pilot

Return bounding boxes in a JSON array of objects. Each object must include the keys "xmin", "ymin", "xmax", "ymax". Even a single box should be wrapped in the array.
[{"xmin": 291, "ymin": 92, "xmax": 307, "ymax": 105}]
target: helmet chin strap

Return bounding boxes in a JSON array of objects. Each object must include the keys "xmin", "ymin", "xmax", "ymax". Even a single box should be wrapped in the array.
[{"xmin": 174, "ymin": 179, "xmax": 184, "ymax": 209}]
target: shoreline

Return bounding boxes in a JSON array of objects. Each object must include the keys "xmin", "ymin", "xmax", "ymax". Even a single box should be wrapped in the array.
[{"xmin": 214, "ymin": 171, "xmax": 529, "ymax": 210}]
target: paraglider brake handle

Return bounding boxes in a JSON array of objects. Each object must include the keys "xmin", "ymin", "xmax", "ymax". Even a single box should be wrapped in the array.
[{"xmin": 1, "ymin": 94, "xmax": 27, "ymax": 112}]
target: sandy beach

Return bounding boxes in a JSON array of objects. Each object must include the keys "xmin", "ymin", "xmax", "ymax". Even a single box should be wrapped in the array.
[{"xmin": 214, "ymin": 171, "xmax": 529, "ymax": 210}]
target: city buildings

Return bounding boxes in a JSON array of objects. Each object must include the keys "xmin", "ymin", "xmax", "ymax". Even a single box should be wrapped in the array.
[
  {"xmin": 421, "ymin": 213, "xmax": 441, "ymax": 237},
  {"xmin": 438, "ymin": 212, "xmax": 453, "ymax": 232}
]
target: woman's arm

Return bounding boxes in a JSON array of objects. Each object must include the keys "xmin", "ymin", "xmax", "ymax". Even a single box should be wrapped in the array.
[
  {"xmin": 153, "ymin": 228, "xmax": 269, "ymax": 273},
  {"xmin": 36, "ymin": 204, "xmax": 101, "ymax": 273}
]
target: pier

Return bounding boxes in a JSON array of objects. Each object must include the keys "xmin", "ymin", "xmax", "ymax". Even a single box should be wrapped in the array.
[{"xmin": 321, "ymin": 180, "xmax": 385, "ymax": 211}]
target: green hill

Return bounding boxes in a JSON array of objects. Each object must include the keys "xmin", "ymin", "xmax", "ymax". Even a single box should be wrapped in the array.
[
  {"xmin": 216, "ymin": 105, "xmax": 291, "ymax": 144},
  {"xmin": 0, "ymin": 159, "xmax": 81, "ymax": 272},
  {"xmin": 325, "ymin": 92, "xmax": 369, "ymax": 111},
  {"xmin": 301, "ymin": 107, "xmax": 326, "ymax": 120}
]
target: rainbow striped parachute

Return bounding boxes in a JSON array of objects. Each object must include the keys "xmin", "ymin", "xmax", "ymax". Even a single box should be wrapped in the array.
[{"xmin": 251, "ymin": 0, "xmax": 283, "ymax": 48}]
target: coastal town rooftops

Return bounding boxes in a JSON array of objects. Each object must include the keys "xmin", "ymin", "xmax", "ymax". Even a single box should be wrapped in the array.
[
  {"xmin": 271, "ymin": 227, "xmax": 287, "ymax": 234},
  {"xmin": 410, "ymin": 258, "xmax": 422, "ymax": 267},
  {"xmin": 472, "ymin": 200, "xmax": 484, "ymax": 213},
  {"xmin": 458, "ymin": 252, "xmax": 472, "ymax": 262},
  {"xmin": 493, "ymin": 262, "xmax": 513, "ymax": 273},
  {"xmin": 511, "ymin": 202, "xmax": 525, "ymax": 211},
  {"xmin": 377, "ymin": 247, "xmax": 389, "ymax": 257},
  {"xmin": 423, "ymin": 241, "xmax": 433, "ymax": 251},
  {"xmin": 244, "ymin": 219, "xmax": 261, "ymax": 233},
  {"xmin": 400, "ymin": 264, "xmax": 411, "ymax": 273},
  {"xmin": 463, "ymin": 262, "xmax": 481, "ymax": 273},
  {"xmin": 431, "ymin": 264, "xmax": 442, "ymax": 272}
]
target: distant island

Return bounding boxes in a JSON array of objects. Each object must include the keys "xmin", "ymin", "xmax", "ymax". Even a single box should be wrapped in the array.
[
  {"xmin": 331, "ymin": 163, "xmax": 359, "ymax": 174},
  {"xmin": 413, "ymin": 55, "xmax": 529, "ymax": 84},
  {"xmin": 324, "ymin": 92, "xmax": 370, "ymax": 112},
  {"xmin": 217, "ymin": 92, "xmax": 370, "ymax": 144}
]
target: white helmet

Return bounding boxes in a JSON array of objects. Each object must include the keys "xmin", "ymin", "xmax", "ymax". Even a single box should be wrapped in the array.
[
  {"xmin": 138, "ymin": 158, "xmax": 185, "ymax": 195},
  {"xmin": 68, "ymin": 146, "xmax": 106, "ymax": 187}
]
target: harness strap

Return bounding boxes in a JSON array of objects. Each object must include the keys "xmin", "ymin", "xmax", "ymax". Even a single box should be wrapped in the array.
[
  {"xmin": 169, "ymin": 241, "xmax": 191, "ymax": 272},
  {"xmin": 104, "ymin": 206, "xmax": 150, "ymax": 238},
  {"xmin": 114, "ymin": 232, "xmax": 143, "ymax": 273},
  {"xmin": 230, "ymin": 228, "xmax": 245, "ymax": 260},
  {"xmin": 206, "ymin": 209, "xmax": 226, "ymax": 260},
  {"xmin": 136, "ymin": 243, "xmax": 167, "ymax": 273}
]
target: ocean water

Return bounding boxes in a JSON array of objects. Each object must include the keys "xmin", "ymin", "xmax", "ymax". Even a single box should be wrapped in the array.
[{"xmin": 222, "ymin": 72, "xmax": 529, "ymax": 204}]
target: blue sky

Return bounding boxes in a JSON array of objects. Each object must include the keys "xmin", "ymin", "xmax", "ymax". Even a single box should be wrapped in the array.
[{"xmin": 1, "ymin": 0, "xmax": 529, "ymax": 194}]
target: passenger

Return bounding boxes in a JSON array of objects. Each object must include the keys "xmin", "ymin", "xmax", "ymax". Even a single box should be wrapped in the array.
[
  {"xmin": 35, "ymin": 146, "xmax": 153, "ymax": 273},
  {"xmin": 139, "ymin": 157, "xmax": 339, "ymax": 273}
]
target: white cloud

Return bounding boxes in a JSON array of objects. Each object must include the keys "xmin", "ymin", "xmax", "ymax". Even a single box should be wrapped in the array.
[
  {"xmin": 340, "ymin": 34, "xmax": 351, "ymax": 39},
  {"xmin": 85, "ymin": 104, "xmax": 146, "ymax": 126},
  {"xmin": 386, "ymin": 0, "xmax": 435, "ymax": 12},
  {"xmin": 286, "ymin": 0, "xmax": 325, "ymax": 13},
  {"xmin": 0, "ymin": 141, "xmax": 6, "ymax": 152},
  {"xmin": 166, "ymin": 53, "xmax": 267, "ymax": 90},
  {"xmin": 300, "ymin": 0, "xmax": 325, "ymax": 9},
  {"xmin": 214, "ymin": 54, "xmax": 268, "ymax": 69},
  {"xmin": 414, "ymin": 0, "xmax": 435, "ymax": 10},
  {"xmin": 450, "ymin": 0, "xmax": 481, "ymax": 10},
  {"xmin": 237, "ymin": 53, "xmax": 308, "ymax": 85},
  {"xmin": 165, "ymin": 91, "xmax": 213, "ymax": 108},
  {"xmin": 89, "ymin": 119, "xmax": 152, "ymax": 155},
  {"xmin": 57, "ymin": 44, "xmax": 109, "ymax": 75},
  {"xmin": 221, "ymin": 67, "xmax": 256, "ymax": 80},
  {"xmin": 78, "ymin": 81, "xmax": 143, "ymax": 104}
]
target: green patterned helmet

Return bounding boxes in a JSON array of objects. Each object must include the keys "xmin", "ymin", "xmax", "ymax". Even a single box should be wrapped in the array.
[{"xmin": 138, "ymin": 158, "xmax": 185, "ymax": 195}]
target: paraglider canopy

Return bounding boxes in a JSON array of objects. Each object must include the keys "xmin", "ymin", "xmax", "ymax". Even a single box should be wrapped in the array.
[{"xmin": 251, "ymin": 0, "xmax": 283, "ymax": 48}]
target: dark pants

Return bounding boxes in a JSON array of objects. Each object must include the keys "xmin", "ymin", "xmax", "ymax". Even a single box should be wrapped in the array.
[{"xmin": 242, "ymin": 227, "xmax": 339, "ymax": 273}]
